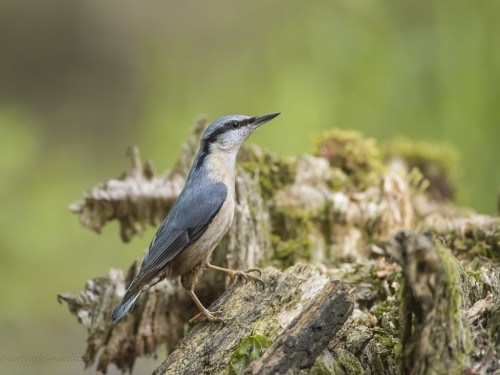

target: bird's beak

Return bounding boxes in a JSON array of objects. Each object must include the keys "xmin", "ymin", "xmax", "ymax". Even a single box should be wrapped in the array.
[{"xmin": 251, "ymin": 112, "xmax": 280, "ymax": 128}]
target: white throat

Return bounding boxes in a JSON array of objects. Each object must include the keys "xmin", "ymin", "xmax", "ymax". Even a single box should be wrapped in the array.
[{"xmin": 205, "ymin": 146, "xmax": 239, "ymax": 186}]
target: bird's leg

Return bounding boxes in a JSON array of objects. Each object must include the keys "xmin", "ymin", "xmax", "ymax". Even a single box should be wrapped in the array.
[
  {"xmin": 181, "ymin": 269, "xmax": 224, "ymax": 325},
  {"xmin": 185, "ymin": 288, "xmax": 224, "ymax": 325},
  {"xmin": 206, "ymin": 262, "xmax": 265, "ymax": 287}
]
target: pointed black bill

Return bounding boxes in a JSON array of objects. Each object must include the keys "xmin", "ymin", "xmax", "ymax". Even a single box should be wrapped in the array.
[{"xmin": 252, "ymin": 112, "xmax": 280, "ymax": 126}]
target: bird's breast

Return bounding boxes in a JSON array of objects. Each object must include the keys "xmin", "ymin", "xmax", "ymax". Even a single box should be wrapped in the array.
[
  {"xmin": 211, "ymin": 188, "xmax": 235, "ymax": 234},
  {"xmin": 198, "ymin": 188, "xmax": 235, "ymax": 252}
]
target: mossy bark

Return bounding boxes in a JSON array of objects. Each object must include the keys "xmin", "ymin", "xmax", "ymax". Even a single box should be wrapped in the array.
[
  {"xmin": 60, "ymin": 120, "xmax": 500, "ymax": 374},
  {"xmin": 154, "ymin": 265, "xmax": 352, "ymax": 375}
]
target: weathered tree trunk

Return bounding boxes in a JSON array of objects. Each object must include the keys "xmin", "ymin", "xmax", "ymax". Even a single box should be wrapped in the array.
[
  {"xmin": 154, "ymin": 265, "xmax": 353, "ymax": 375},
  {"xmin": 246, "ymin": 279, "xmax": 353, "ymax": 375},
  {"xmin": 60, "ymin": 119, "xmax": 500, "ymax": 375}
]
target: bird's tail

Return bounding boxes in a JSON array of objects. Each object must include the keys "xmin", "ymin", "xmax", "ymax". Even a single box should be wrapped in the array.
[{"xmin": 111, "ymin": 289, "xmax": 141, "ymax": 324}]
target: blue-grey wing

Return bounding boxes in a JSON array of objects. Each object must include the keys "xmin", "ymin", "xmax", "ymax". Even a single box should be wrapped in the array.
[{"xmin": 132, "ymin": 181, "xmax": 228, "ymax": 286}]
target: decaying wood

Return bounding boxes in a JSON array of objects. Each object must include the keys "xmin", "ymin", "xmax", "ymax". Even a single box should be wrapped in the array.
[
  {"xmin": 393, "ymin": 232, "xmax": 470, "ymax": 375},
  {"xmin": 60, "ymin": 119, "xmax": 500, "ymax": 375},
  {"xmin": 247, "ymin": 280, "xmax": 353, "ymax": 374},
  {"xmin": 154, "ymin": 265, "xmax": 353, "ymax": 375},
  {"xmin": 57, "ymin": 264, "xmax": 192, "ymax": 373}
]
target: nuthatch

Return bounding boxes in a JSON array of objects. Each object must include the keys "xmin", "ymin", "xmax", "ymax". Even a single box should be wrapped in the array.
[{"xmin": 112, "ymin": 113, "xmax": 280, "ymax": 324}]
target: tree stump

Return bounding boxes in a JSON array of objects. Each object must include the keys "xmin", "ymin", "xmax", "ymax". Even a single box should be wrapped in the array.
[{"xmin": 59, "ymin": 119, "xmax": 500, "ymax": 374}]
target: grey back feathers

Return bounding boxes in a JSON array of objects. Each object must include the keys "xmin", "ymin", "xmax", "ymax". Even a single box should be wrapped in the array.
[{"xmin": 111, "ymin": 168, "xmax": 228, "ymax": 323}]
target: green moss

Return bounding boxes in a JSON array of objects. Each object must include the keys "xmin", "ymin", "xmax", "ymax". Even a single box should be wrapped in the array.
[
  {"xmin": 310, "ymin": 355, "xmax": 334, "ymax": 375},
  {"xmin": 366, "ymin": 264, "xmax": 401, "ymax": 307},
  {"xmin": 406, "ymin": 240, "xmax": 471, "ymax": 374},
  {"xmin": 328, "ymin": 261, "xmax": 373, "ymax": 284},
  {"xmin": 392, "ymin": 342, "xmax": 403, "ymax": 356},
  {"xmin": 406, "ymin": 167, "xmax": 430, "ymax": 195},
  {"xmin": 326, "ymin": 167, "xmax": 349, "ymax": 191},
  {"xmin": 489, "ymin": 303, "xmax": 500, "ymax": 349},
  {"xmin": 269, "ymin": 206, "xmax": 322, "ymax": 268},
  {"xmin": 272, "ymin": 236, "xmax": 311, "ymax": 262},
  {"xmin": 383, "ymin": 137, "xmax": 458, "ymax": 200},
  {"xmin": 374, "ymin": 300, "xmax": 392, "ymax": 321},
  {"xmin": 398, "ymin": 278, "xmax": 410, "ymax": 355},
  {"xmin": 442, "ymin": 220, "xmax": 500, "ymax": 264},
  {"xmin": 270, "ymin": 230, "xmax": 313, "ymax": 268},
  {"xmin": 433, "ymin": 239, "xmax": 472, "ymax": 371},
  {"xmin": 396, "ymin": 237, "xmax": 473, "ymax": 374},
  {"xmin": 374, "ymin": 332, "xmax": 397, "ymax": 348},
  {"xmin": 330, "ymin": 349, "xmax": 363, "ymax": 375},
  {"xmin": 259, "ymin": 318, "xmax": 283, "ymax": 342},
  {"xmin": 239, "ymin": 144, "xmax": 296, "ymax": 199},
  {"xmin": 483, "ymin": 225, "xmax": 500, "ymax": 262},
  {"xmin": 313, "ymin": 128, "xmax": 384, "ymax": 188}
]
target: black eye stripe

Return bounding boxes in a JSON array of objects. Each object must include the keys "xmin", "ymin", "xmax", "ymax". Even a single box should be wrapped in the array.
[
  {"xmin": 204, "ymin": 118, "xmax": 254, "ymax": 145},
  {"xmin": 225, "ymin": 117, "xmax": 255, "ymax": 130},
  {"xmin": 225, "ymin": 121, "xmax": 239, "ymax": 130}
]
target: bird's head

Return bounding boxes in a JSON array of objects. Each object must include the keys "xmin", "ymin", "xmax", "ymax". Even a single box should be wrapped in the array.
[{"xmin": 201, "ymin": 113, "xmax": 280, "ymax": 152}]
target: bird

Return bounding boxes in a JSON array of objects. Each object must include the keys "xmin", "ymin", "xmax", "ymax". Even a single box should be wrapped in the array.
[{"xmin": 112, "ymin": 112, "xmax": 280, "ymax": 325}]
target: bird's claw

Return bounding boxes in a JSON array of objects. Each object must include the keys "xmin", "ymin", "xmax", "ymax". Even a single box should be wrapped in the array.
[
  {"xmin": 229, "ymin": 268, "xmax": 265, "ymax": 288},
  {"xmin": 245, "ymin": 268, "xmax": 262, "ymax": 277},
  {"xmin": 189, "ymin": 308, "xmax": 225, "ymax": 325}
]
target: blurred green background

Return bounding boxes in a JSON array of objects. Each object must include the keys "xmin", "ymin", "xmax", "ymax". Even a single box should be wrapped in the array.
[{"xmin": 0, "ymin": 0, "xmax": 499, "ymax": 374}]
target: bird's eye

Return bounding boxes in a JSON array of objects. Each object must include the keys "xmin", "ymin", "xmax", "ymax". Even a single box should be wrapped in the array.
[{"xmin": 229, "ymin": 121, "xmax": 239, "ymax": 129}]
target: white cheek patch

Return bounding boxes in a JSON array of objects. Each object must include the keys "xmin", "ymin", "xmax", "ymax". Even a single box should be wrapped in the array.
[{"xmin": 218, "ymin": 129, "xmax": 249, "ymax": 148}]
